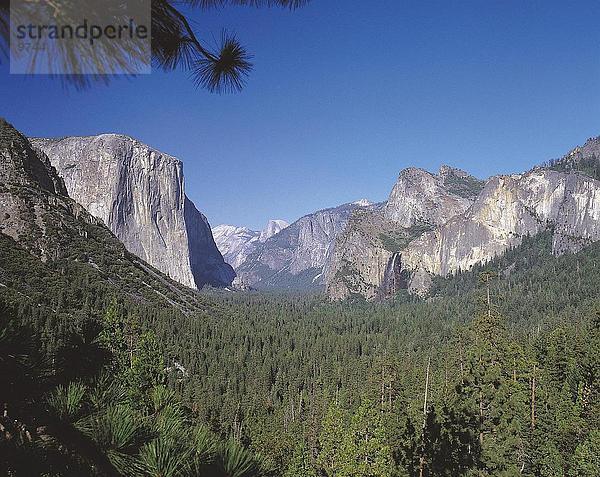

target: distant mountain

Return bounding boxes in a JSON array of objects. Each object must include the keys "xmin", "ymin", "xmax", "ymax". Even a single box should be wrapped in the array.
[
  {"xmin": 325, "ymin": 138, "xmax": 600, "ymax": 300},
  {"xmin": 259, "ymin": 219, "xmax": 289, "ymax": 243},
  {"xmin": 234, "ymin": 201, "xmax": 373, "ymax": 290},
  {"xmin": 212, "ymin": 225, "xmax": 261, "ymax": 269},
  {"xmin": 212, "ymin": 219, "xmax": 289, "ymax": 269},
  {"xmin": 31, "ymin": 134, "xmax": 234, "ymax": 290},
  {"xmin": 0, "ymin": 118, "xmax": 206, "ymax": 313}
]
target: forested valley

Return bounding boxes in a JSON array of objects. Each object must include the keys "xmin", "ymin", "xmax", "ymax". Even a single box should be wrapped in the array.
[
  {"xmin": 2, "ymin": 0, "xmax": 600, "ymax": 474},
  {"xmin": 2, "ymin": 231, "xmax": 599, "ymax": 476}
]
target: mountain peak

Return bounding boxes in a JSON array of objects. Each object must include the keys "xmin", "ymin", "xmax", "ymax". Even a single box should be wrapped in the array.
[
  {"xmin": 213, "ymin": 224, "xmax": 256, "ymax": 235},
  {"xmin": 212, "ymin": 219, "xmax": 289, "ymax": 271},
  {"xmin": 398, "ymin": 166, "xmax": 433, "ymax": 180},
  {"xmin": 384, "ymin": 164, "xmax": 480, "ymax": 228},
  {"xmin": 539, "ymin": 133, "xmax": 600, "ymax": 180},
  {"xmin": 438, "ymin": 164, "xmax": 472, "ymax": 179},
  {"xmin": 259, "ymin": 219, "xmax": 289, "ymax": 242},
  {"xmin": 568, "ymin": 135, "xmax": 600, "ymax": 163}
]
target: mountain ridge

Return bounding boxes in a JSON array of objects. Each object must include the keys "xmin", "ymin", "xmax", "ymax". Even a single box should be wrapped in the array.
[
  {"xmin": 325, "ymin": 165, "xmax": 484, "ymax": 299},
  {"xmin": 20, "ymin": 123, "xmax": 600, "ymax": 301},
  {"xmin": 325, "ymin": 137, "xmax": 600, "ymax": 300},
  {"xmin": 233, "ymin": 200, "xmax": 373, "ymax": 290}
]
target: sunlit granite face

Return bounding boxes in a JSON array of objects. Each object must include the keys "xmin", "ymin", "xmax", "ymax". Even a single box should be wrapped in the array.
[{"xmin": 32, "ymin": 134, "xmax": 234, "ymax": 289}]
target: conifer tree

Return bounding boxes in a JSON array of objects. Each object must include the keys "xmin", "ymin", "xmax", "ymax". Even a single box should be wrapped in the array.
[
  {"xmin": 317, "ymin": 402, "xmax": 347, "ymax": 476},
  {"xmin": 338, "ymin": 399, "xmax": 393, "ymax": 477}
]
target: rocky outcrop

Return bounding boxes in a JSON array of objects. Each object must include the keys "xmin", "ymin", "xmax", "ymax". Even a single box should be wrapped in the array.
[
  {"xmin": 400, "ymin": 169, "xmax": 600, "ymax": 294},
  {"xmin": 0, "ymin": 118, "xmax": 90, "ymax": 262},
  {"xmin": 31, "ymin": 134, "xmax": 234, "ymax": 289},
  {"xmin": 0, "ymin": 118, "xmax": 109, "ymax": 258},
  {"xmin": 184, "ymin": 196, "xmax": 236, "ymax": 288},
  {"xmin": 0, "ymin": 120, "xmax": 66, "ymax": 197},
  {"xmin": 235, "ymin": 201, "xmax": 370, "ymax": 290},
  {"xmin": 259, "ymin": 219, "xmax": 288, "ymax": 243},
  {"xmin": 327, "ymin": 138, "xmax": 600, "ymax": 300},
  {"xmin": 539, "ymin": 136, "xmax": 600, "ymax": 181},
  {"xmin": 324, "ymin": 205, "xmax": 394, "ymax": 300},
  {"xmin": 212, "ymin": 219, "xmax": 289, "ymax": 269},
  {"xmin": 325, "ymin": 167, "xmax": 483, "ymax": 300},
  {"xmin": 0, "ymin": 119, "xmax": 209, "ymax": 313},
  {"xmin": 384, "ymin": 166, "xmax": 480, "ymax": 227}
]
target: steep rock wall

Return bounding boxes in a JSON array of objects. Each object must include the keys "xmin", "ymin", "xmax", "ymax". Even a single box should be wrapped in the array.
[{"xmin": 32, "ymin": 134, "xmax": 234, "ymax": 289}]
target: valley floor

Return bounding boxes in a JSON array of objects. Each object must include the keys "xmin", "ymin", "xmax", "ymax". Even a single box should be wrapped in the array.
[{"xmin": 2, "ymin": 231, "xmax": 600, "ymax": 476}]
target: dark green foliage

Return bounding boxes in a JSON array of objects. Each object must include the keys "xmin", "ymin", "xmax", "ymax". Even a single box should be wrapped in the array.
[
  {"xmin": 544, "ymin": 153, "xmax": 600, "ymax": 180},
  {"xmin": 0, "ymin": 300, "xmax": 271, "ymax": 476},
  {"xmin": 1, "ymin": 219, "xmax": 599, "ymax": 475},
  {"xmin": 256, "ymin": 266, "xmax": 323, "ymax": 291},
  {"xmin": 378, "ymin": 223, "xmax": 433, "ymax": 253},
  {"xmin": 442, "ymin": 173, "xmax": 486, "ymax": 198}
]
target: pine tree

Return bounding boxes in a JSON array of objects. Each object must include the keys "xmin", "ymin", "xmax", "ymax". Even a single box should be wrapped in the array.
[
  {"xmin": 389, "ymin": 406, "xmax": 420, "ymax": 477},
  {"xmin": 338, "ymin": 399, "xmax": 393, "ymax": 477},
  {"xmin": 284, "ymin": 439, "xmax": 317, "ymax": 477},
  {"xmin": 453, "ymin": 273, "xmax": 530, "ymax": 475},
  {"xmin": 568, "ymin": 429, "xmax": 600, "ymax": 477},
  {"xmin": 317, "ymin": 402, "xmax": 347, "ymax": 476}
]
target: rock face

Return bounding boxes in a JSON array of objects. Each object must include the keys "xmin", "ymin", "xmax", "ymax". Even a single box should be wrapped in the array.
[
  {"xmin": 212, "ymin": 225, "xmax": 261, "ymax": 269},
  {"xmin": 31, "ymin": 134, "xmax": 234, "ymax": 289},
  {"xmin": 325, "ymin": 166, "xmax": 483, "ymax": 299},
  {"xmin": 326, "ymin": 137, "xmax": 600, "ymax": 300},
  {"xmin": 0, "ymin": 121, "xmax": 67, "ymax": 197},
  {"xmin": 542, "ymin": 136, "xmax": 600, "ymax": 180},
  {"xmin": 212, "ymin": 219, "xmax": 289, "ymax": 269},
  {"xmin": 0, "ymin": 118, "xmax": 209, "ymax": 312},
  {"xmin": 0, "ymin": 118, "xmax": 81, "ymax": 262},
  {"xmin": 324, "ymin": 204, "xmax": 395, "ymax": 300},
  {"xmin": 383, "ymin": 166, "xmax": 479, "ymax": 227},
  {"xmin": 401, "ymin": 169, "xmax": 600, "ymax": 293},
  {"xmin": 259, "ymin": 219, "xmax": 289, "ymax": 243},
  {"xmin": 234, "ymin": 201, "xmax": 371, "ymax": 290},
  {"xmin": 0, "ymin": 118, "xmax": 109, "ymax": 261}
]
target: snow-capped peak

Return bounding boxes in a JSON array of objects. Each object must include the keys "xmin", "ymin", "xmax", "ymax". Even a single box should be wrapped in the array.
[{"xmin": 212, "ymin": 219, "xmax": 289, "ymax": 269}]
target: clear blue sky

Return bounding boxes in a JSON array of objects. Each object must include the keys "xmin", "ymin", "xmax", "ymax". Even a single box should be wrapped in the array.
[{"xmin": 1, "ymin": 0, "xmax": 599, "ymax": 230}]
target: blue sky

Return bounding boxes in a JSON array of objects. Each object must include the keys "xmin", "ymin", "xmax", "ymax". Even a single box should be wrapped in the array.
[{"xmin": 1, "ymin": 0, "xmax": 599, "ymax": 230}]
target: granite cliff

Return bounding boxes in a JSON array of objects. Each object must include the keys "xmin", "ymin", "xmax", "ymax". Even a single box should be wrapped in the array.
[
  {"xmin": 31, "ymin": 134, "xmax": 234, "ymax": 289},
  {"xmin": 0, "ymin": 118, "xmax": 207, "ymax": 312},
  {"xmin": 326, "ymin": 137, "xmax": 600, "ymax": 300},
  {"xmin": 325, "ymin": 166, "xmax": 483, "ymax": 299},
  {"xmin": 400, "ymin": 167, "xmax": 600, "ymax": 294}
]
